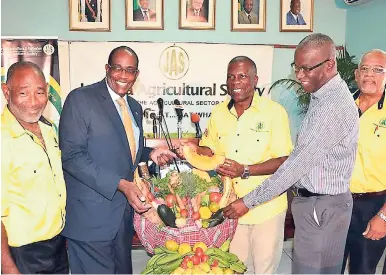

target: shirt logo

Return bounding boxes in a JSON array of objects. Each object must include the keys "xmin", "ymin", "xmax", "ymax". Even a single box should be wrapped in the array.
[
  {"xmin": 251, "ymin": 121, "xmax": 266, "ymax": 132},
  {"xmin": 380, "ymin": 118, "xmax": 386, "ymax": 127},
  {"xmin": 204, "ymin": 128, "xmax": 209, "ymax": 137}
]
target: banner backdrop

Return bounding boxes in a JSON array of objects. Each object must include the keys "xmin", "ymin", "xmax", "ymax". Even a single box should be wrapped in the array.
[
  {"xmin": 69, "ymin": 42, "xmax": 274, "ymax": 137},
  {"xmin": 1, "ymin": 38, "xmax": 62, "ymax": 127}
]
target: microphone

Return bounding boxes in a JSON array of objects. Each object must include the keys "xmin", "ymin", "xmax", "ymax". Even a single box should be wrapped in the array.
[
  {"xmin": 173, "ymin": 99, "xmax": 184, "ymax": 122},
  {"xmin": 191, "ymin": 113, "xmax": 202, "ymax": 138},
  {"xmin": 157, "ymin": 98, "xmax": 164, "ymax": 116}
]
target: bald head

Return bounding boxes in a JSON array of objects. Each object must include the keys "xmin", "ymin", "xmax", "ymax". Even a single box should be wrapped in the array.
[
  {"xmin": 359, "ymin": 49, "xmax": 386, "ymax": 67},
  {"xmin": 6, "ymin": 61, "xmax": 46, "ymax": 85}
]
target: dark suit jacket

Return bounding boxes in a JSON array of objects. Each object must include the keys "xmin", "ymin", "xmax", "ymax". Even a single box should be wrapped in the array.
[
  {"xmin": 133, "ymin": 8, "xmax": 145, "ymax": 21},
  {"xmin": 59, "ymin": 80, "xmax": 151, "ymax": 242},
  {"xmin": 186, "ymin": 7, "xmax": 208, "ymax": 22},
  {"xmin": 286, "ymin": 11, "xmax": 306, "ymax": 25}
]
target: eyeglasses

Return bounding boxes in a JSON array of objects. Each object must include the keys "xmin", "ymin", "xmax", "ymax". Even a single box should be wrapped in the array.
[
  {"xmin": 291, "ymin": 59, "xmax": 330, "ymax": 73},
  {"xmin": 108, "ymin": 64, "xmax": 138, "ymax": 75},
  {"xmin": 359, "ymin": 66, "xmax": 386, "ymax": 75}
]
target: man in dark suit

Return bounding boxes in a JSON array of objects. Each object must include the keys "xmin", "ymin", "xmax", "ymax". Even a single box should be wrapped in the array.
[
  {"xmin": 59, "ymin": 46, "xmax": 176, "ymax": 274},
  {"xmin": 133, "ymin": 0, "xmax": 156, "ymax": 21},
  {"xmin": 186, "ymin": 0, "xmax": 208, "ymax": 22},
  {"xmin": 286, "ymin": 0, "xmax": 306, "ymax": 25}
]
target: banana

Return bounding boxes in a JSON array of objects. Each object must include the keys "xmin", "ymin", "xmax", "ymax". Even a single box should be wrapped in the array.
[
  {"xmin": 156, "ymin": 253, "xmax": 183, "ymax": 265},
  {"xmin": 159, "ymin": 246, "xmax": 179, "ymax": 254},
  {"xmin": 140, "ymin": 265, "xmax": 153, "ymax": 275},
  {"xmin": 147, "ymin": 253, "xmax": 166, "ymax": 267},
  {"xmin": 218, "ymin": 177, "xmax": 233, "ymax": 208},
  {"xmin": 153, "ymin": 247, "xmax": 166, "ymax": 254},
  {"xmin": 230, "ymin": 262, "xmax": 247, "ymax": 273},
  {"xmin": 227, "ymin": 252, "xmax": 239, "ymax": 263},
  {"xmin": 160, "ymin": 258, "xmax": 184, "ymax": 274},
  {"xmin": 219, "ymin": 239, "xmax": 231, "ymax": 252}
]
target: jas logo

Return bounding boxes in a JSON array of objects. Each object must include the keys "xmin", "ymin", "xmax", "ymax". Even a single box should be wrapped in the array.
[
  {"xmin": 251, "ymin": 121, "xmax": 266, "ymax": 132},
  {"xmin": 380, "ymin": 118, "xmax": 386, "ymax": 127}
]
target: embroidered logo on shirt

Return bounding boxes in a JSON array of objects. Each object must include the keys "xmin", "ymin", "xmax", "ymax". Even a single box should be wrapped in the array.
[
  {"xmin": 380, "ymin": 118, "xmax": 386, "ymax": 127},
  {"xmin": 204, "ymin": 128, "xmax": 209, "ymax": 137},
  {"xmin": 251, "ymin": 121, "xmax": 266, "ymax": 132}
]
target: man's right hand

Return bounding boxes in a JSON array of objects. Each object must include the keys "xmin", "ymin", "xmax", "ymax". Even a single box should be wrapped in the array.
[{"xmin": 118, "ymin": 179, "xmax": 151, "ymax": 214}]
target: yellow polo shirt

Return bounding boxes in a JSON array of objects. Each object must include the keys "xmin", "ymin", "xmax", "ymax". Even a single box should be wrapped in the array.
[
  {"xmin": 350, "ymin": 93, "xmax": 386, "ymax": 193},
  {"xmin": 1, "ymin": 107, "xmax": 66, "ymax": 247},
  {"xmin": 200, "ymin": 95, "xmax": 293, "ymax": 224}
]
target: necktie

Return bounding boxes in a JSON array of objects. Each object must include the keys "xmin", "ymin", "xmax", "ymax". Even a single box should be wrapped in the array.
[
  {"xmin": 195, "ymin": 10, "xmax": 199, "ymax": 17},
  {"xmin": 296, "ymin": 16, "xmax": 299, "ymax": 24},
  {"xmin": 143, "ymin": 10, "xmax": 149, "ymax": 21},
  {"xmin": 248, "ymin": 14, "xmax": 251, "ymax": 23},
  {"xmin": 117, "ymin": 98, "xmax": 139, "ymax": 179}
]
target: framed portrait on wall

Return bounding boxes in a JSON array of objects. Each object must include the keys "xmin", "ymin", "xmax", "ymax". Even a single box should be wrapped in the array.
[
  {"xmin": 179, "ymin": 0, "xmax": 216, "ymax": 30},
  {"xmin": 69, "ymin": 0, "xmax": 111, "ymax": 31},
  {"xmin": 125, "ymin": 0, "xmax": 164, "ymax": 30},
  {"xmin": 280, "ymin": 0, "xmax": 314, "ymax": 32},
  {"xmin": 231, "ymin": 0, "xmax": 266, "ymax": 32}
]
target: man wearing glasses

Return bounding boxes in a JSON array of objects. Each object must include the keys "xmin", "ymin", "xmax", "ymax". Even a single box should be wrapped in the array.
[
  {"xmin": 223, "ymin": 33, "xmax": 359, "ymax": 274},
  {"xmin": 59, "ymin": 46, "xmax": 177, "ymax": 273},
  {"xmin": 342, "ymin": 49, "xmax": 386, "ymax": 274}
]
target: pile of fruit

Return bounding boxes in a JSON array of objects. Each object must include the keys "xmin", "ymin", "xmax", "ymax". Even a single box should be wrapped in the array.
[
  {"xmin": 148, "ymin": 170, "xmax": 234, "ymax": 229},
  {"xmin": 141, "ymin": 240, "xmax": 247, "ymax": 275}
]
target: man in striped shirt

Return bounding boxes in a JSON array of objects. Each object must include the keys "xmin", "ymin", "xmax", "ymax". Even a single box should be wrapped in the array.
[{"xmin": 222, "ymin": 33, "xmax": 359, "ymax": 274}]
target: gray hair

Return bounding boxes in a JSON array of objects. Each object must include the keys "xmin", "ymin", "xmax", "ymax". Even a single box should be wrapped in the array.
[
  {"xmin": 358, "ymin": 49, "xmax": 386, "ymax": 67},
  {"xmin": 297, "ymin": 33, "xmax": 336, "ymax": 59}
]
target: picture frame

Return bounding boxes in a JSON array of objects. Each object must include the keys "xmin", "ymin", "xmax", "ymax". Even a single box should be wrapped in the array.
[
  {"xmin": 231, "ymin": 0, "xmax": 266, "ymax": 32},
  {"xmin": 179, "ymin": 0, "xmax": 216, "ymax": 30},
  {"xmin": 280, "ymin": 0, "xmax": 314, "ymax": 32},
  {"xmin": 69, "ymin": 0, "xmax": 111, "ymax": 31},
  {"xmin": 125, "ymin": 0, "xmax": 164, "ymax": 30}
]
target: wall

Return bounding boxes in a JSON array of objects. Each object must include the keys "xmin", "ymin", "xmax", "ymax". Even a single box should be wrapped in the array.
[
  {"xmin": 345, "ymin": 0, "xmax": 386, "ymax": 60},
  {"xmin": 1, "ymin": 0, "xmax": 347, "ymax": 140}
]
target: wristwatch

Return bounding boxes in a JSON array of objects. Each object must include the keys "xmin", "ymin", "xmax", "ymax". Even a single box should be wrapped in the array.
[
  {"xmin": 377, "ymin": 211, "xmax": 386, "ymax": 222},
  {"xmin": 241, "ymin": 165, "xmax": 250, "ymax": 179}
]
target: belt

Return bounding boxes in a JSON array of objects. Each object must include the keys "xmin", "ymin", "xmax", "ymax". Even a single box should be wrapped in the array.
[
  {"xmin": 292, "ymin": 187, "xmax": 328, "ymax": 197},
  {"xmin": 352, "ymin": 190, "xmax": 386, "ymax": 200}
]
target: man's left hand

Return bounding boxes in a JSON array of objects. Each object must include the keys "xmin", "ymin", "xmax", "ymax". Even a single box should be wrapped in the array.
[
  {"xmin": 216, "ymin": 159, "xmax": 244, "ymax": 178},
  {"xmin": 223, "ymin": 198, "xmax": 249, "ymax": 219},
  {"xmin": 363, "ymin": 214, "xmax": 386, "ymax": 240},
  {"xmin": 150, "ymin": 148, "xmax": 177, "ymax": 166}
]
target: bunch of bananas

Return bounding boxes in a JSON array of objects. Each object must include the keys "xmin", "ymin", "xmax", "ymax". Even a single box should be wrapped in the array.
[
  {"xmin": 141, "ymin": 246, "xmax": 192, "ymax": 275},
  {"xmin": 205, "ymin": 247, "xmax": 247, "ymax": 274}
]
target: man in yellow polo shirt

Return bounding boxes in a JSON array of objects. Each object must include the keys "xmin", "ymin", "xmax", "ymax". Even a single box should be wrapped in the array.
[
  {"xmin": 342, "ymin": 49, "xmax": 386, "ymax": 274},
  {"xmin": 182, "ymin": 56, "xmax": 292, "ymax": 273},
  {"xmin": 1, "ymin": 61, "xmax": 68, "ymax": 274}
]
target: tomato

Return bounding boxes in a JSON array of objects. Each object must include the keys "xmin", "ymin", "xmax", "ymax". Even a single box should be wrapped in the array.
[
  {"xmin": 180, "ymin": 209, "xmax": 188, "ymax": 218},
  {"xmin": 201, "ymin": 254, "xmax": 210, "ymax": 263},
  {"xmin": 182, "ymin": 256, "xmax": 191, "ymax": 264},
  {"xmin": 209, "ymin": 192, "xmax": 222, "ymax": 203},
  {"xmin": 191, "ymin": 255, "xmax": 201, "ymax": 265},
  {"xmin": 211, "ymin": 259, "xmax": 219, "ymax": 267},
  {"xmin": 195, "ymin": 247, "xmax": 204, "ymax": 258},
  {"xmin": 180, "ymin": 261, "xmax": 187, "ymax": 269},
  {"xmin": 192, "ymin": 212, "xmax": 201, "ymax": 221},
  {"xmin": 154, "ymin": 186, "xmax": 160, "ymax": 192},
  {"xmin": 147, "ymin": 193, "xmax": 155, "ymax": 202},
  {"xmin": 165, "ymin": 194, "xmax": 176, "ymax": 207}
]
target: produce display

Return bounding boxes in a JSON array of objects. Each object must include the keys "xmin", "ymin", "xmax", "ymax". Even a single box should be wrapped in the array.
[
  {"xmin": 134, "ymin": 146, "xmax": 244, "ymax": 273},
  {"xmin": 141, "ymin": 240, "xmax": 247, "ymax": 275}
]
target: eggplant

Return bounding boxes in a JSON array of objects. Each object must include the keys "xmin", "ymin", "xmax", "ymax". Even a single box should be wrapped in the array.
[
  {"xmin": 208, "ymin": 209, "xmax": 225, "ymax": 228},
  {"xmin": 157, "ymin": 204, "xmax": 177, "ymax": 228}
]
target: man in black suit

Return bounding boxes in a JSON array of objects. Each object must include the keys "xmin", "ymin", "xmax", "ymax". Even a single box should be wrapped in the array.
[
  {"xmin": 186, "ymin": 0, "xmax": 208, "ymax": 22},
  {"xmin": 59, "ymin": 46, "xmax": 176, "ymax": 274},
  {"xmin": 133, "ymin": 0, "xmax": 156, "ymax": 21}
]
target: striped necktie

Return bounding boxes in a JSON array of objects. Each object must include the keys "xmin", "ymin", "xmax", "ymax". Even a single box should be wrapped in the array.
[{"xmin": 143, "ymin": 10, "xmax": 149, "ymax": 21}]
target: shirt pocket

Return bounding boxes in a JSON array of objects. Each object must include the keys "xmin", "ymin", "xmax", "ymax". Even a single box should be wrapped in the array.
[
  {"xmin": 216, "ymin": 130, "xmax": 231, "ymax": 155},
  {"xmin": 247, "ymin": 130, "xmax": 270, "ymax": 155},
  {"xmin": 368, "ymin": 125, "xmax": 386, "ymax": 154}
]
